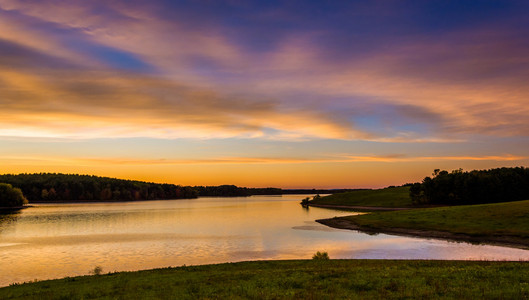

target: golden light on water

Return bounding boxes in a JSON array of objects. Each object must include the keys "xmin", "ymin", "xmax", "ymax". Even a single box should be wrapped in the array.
[{"xmin": 3, "ymin": 196, "xmax": 529, "ymax": 286}]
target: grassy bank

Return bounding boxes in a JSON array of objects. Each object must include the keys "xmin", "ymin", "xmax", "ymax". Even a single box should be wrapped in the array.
[
  {"xmin": 2, "ymin": 260, "xmax": 529, "ymax": 299},
  {"xmin": 320, "ymin": 200, "xmax": 529, "ymax": 248},
  {"xmin": 309, "ymin": 186, "xmax": 413, "ymax": 208}
]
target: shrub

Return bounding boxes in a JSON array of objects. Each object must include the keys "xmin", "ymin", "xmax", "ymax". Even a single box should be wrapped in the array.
[
  {"xmin": 312, "ymin": 251, "xmax": 330, "ymax": 260},
  {"xmin": 90, "ymin": 266, "xmax": 103, "ymax": 276},
  {"xmin": 300, "ymin": 197, "xmax": 310, "ymax": 205},
  {"xmin": 0, "ymin": 183, "xmax": 28, "ymax": 207}
]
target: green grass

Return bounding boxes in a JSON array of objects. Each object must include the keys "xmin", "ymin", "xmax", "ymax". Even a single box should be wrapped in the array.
[
  {"xmin": 340, "ymin": 199, "xmax": 529, "ymax": 239},
  {"xmin": 2, "ymin": 260, "xmax": 529, "ymax": 299},
  {"xmin": 310, "ymin": 186, "xmax": 412, "ymax": 208}
]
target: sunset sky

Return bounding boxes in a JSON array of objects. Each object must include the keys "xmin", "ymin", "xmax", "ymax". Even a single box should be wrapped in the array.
[{"xmin": 1, "ymin": 1, "xmax": 528, "ymax": 188}]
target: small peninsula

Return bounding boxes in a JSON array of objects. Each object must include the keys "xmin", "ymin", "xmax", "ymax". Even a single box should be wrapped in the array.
[{"xmin": 310, "ymin": 167, "xmax": 529, "ymax": 249}]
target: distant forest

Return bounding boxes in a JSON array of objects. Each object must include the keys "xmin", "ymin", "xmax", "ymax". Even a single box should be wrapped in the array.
[
  {"xmin": 410, "ymin": 167, "xmax": 529, "ymax": 205},
  {"xmin": 194, "ymin": 186, "xmax": 361, "ymax": 197},
  {"xmin": 0, "ymin": 173, "xmax": 198, "ymax": 202},
  {"xmin": 0, "ymin": 173, "xmax": 355, "ymax": 203},
  {"xmin": 194, "ymin": 185, "xmax": 282, "ymax": 197}
]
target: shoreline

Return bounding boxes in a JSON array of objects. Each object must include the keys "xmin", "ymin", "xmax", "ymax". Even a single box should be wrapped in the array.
[
  {"xmin": 1, "ymin": 258, "xmax": 528, "ymax": 289},
  {"xmin": 3, "ymin": 260, "xmax": 529, "ymax": 298},
  {"xmin": 0, "ymin": 205, "xmax": 31, "ymax": 212},
  {"xmin": 27, "ymin": 198, "xmax": 196, "ymax": 204},
  {"xmin": 316, "ymin": 217, "xmax": 529, "ymax": 250},
  {"xmin": 26, "ymin": 194, "xmax": 319, "ymax": 205},
  {"xmin": 306, "ymin": 203, "xmax": 413, "ymax": 211}
]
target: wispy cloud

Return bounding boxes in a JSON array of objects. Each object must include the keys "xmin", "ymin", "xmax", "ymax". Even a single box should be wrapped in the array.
[
  {"xmin": 1, "ymin": 153, "xmax": 524, "ymax": 167},
  {"xmin": 0, "ymin": 0, "xmax": 528, "ymax": 143},
  {"xmin": 0, "ymin": 66, "xmax": 373, "ymax": 140}
]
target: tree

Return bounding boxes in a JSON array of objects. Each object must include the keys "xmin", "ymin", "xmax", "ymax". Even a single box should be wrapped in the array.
[
  {"xmin": 0, "ymin": 183, "xmax": 28, "ymax": 207},
  {"xmin": 312, "ymin": 251, "xmax": 330, "ymax": 260},
  {"xmin": 409, "ymin": 167, "xmax": 529, "ymax": 205},
  {"xmin": 409, "ymin": 183, "xmax": 425, "ymax": 205}
]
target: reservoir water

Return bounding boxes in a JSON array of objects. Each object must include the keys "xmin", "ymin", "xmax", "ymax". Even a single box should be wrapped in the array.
[{"xmin": 1, "ymin": 195, "xmax": 528, "ymax": 286}]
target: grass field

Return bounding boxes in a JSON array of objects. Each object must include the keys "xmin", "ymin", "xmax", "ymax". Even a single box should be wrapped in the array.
[
  {"xmin": 309, "ymin": 186, "xmax": 413, "ymax": 208},
  {"xmin": 328, "ymin": 199, "xmax": 529, "ymax": 246},
  {"xmin": 2, "ymin": 260, "xmax": 529, "ymax": 299}
]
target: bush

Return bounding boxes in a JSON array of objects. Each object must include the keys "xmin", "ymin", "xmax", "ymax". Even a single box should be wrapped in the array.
[
  {"xmin": 0, "ymin": 183, "xmax": 28, "ymax": 207},
  {"xmin": 312, "ymin": 251, "xmax": 330, "ymax": 260},
  {"xmin": 90, "ymin": 266, "xmax": 103, "ymax": 276}
]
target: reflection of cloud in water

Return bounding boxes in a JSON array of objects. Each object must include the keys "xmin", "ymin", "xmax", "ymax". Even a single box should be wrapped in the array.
[
  {"xmin": 5, "ymin": 233, "xmax": 245, "ymax": 248},
  {"xmin": 0, "ymin": 212, "xmax": 21, "ymax": 234},
  {"xmin": 291, "ymin": 225, "xmax": 339, "ymax": 232},
  {"xmin": 292, "ymin": 220, "xmax": 354, "ymax": 232},
  {"xmin": 329, "ymin": 236, "xmax": 529, "ymax": 261},
  {"xmin": 0, "ymin": 243, "xmax": 26, "ymax": 248},
  {"xmin": 3, "ymin": 196, "xmax": 529, "ymax": 287}
]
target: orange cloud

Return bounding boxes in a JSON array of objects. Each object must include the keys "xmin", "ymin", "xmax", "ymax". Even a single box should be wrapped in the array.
[
  {"xmin": 0, "ymin": 60, "xmax": 374, "ymax": 140},
  {"xmin": 0, "ymin": 154, "xmax": 524, "ymax": 167},
  {"xmin": 1, "ymin": 0, "xmax": 528, "ymax": 143}
]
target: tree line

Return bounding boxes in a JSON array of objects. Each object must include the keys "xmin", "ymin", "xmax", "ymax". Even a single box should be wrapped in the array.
[
  {"xmin": 0, "ymin": 173, "xmax": 198, "ymax": 202},
  {"xmin": 0, "ymin": 173, "xmax": 364, "ymax": 206},
  {"xmin": 410, "ymin": 167, "xmax": 529, "ymax": 205},
  {"xmin": 194, "ymin": 185, "xmax": 282, "ymax": 197},
  {"xmin": 194, "ymin": 186, "xmax": 363, "ymax": 197}
]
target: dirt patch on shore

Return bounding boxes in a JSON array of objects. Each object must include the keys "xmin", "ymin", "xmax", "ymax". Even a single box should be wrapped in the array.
[{"xmin": 317, "ymin": 217, "xmax": 529, "ymax": 250}]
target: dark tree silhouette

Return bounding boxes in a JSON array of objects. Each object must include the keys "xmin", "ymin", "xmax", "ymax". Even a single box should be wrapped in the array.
[
  {"xmin": 0, "ymin": 183, "xmax": 28, "ymax": 207},
  {"xmin": 410, "ymin": 167, "xmax": 529, "ymax": 205},
  {"xmin": 0, "ymin": 173, "xmax": 198, "ymax": 202}
]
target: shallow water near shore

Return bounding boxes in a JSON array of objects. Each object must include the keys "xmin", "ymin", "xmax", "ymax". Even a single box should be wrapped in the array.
[{"xmin": 1, "ymin": 195, "xmax": 528, "ymax": 286}]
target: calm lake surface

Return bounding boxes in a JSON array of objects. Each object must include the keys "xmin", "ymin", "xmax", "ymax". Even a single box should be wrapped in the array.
[{"xmin": 1, "ymin": 195, "xmax": 529, "ymax": 286}]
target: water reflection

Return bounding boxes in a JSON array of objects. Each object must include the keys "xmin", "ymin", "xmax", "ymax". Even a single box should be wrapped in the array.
[
  {"xmin": 0, "ymin": 195, "xmax": 528, "ymax": 287},
  {"xmin": 0, "ymin": 211, "xmax": 21, "ymax": 235}
]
